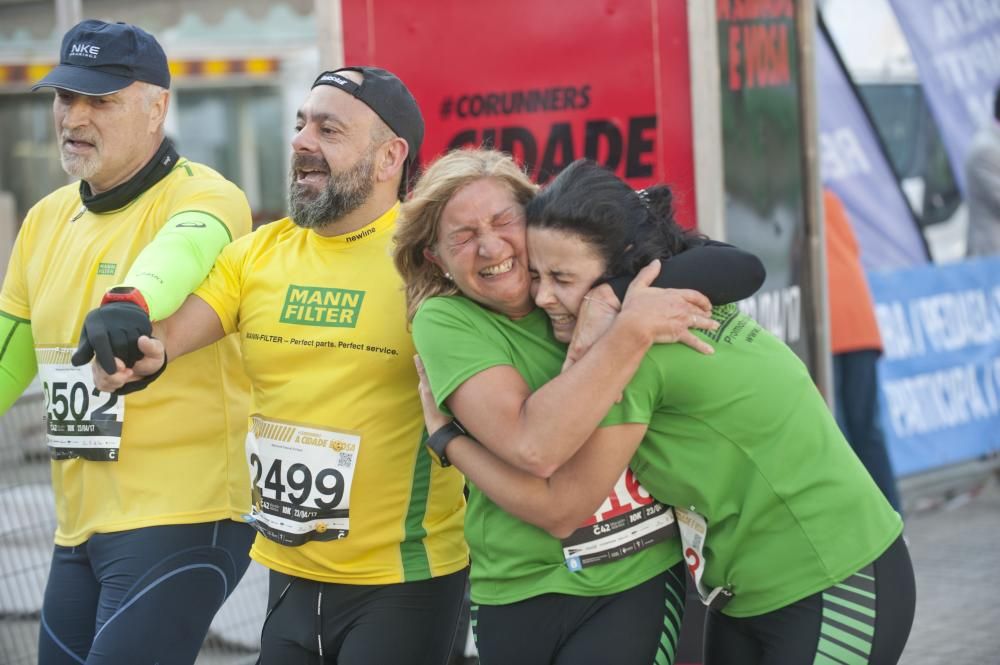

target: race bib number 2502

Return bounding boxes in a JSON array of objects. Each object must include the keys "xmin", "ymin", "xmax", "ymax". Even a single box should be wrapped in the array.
[{"xmin": 37, "ymin": 347, "xmax": 124, "ymax": 462}]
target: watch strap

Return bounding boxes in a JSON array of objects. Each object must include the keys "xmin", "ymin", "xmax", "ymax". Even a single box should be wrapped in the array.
[{"xmin": 426, "ymin": 420, "xmax": 466, "ymax": 467}]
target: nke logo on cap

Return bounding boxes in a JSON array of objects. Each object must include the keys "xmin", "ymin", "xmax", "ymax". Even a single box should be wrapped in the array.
[{"xmin": 69, "ymin": 43, "xmax": 102, "ymax": 59}]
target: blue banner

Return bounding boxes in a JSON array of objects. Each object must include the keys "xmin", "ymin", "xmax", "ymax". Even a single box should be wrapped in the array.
[
  {"xmin": 815, "ymin": 26, "xmax": 928, "ymax": 271},
  {"xmin": 887, "ymin": 0, "xmax": 1000, "ymax": 195},
  {"xmin": 869, "ymin": 257, "xmax": 1000, "ymax": 476}
]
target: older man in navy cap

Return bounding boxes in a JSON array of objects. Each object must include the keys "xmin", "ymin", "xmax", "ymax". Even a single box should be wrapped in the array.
[
  {"xmin": 0, "ymin": 19, "xmax": 255, "ymax": 664},
  {"xmin": 38, "ymin": 19, "xmax": 173, "ymax": 194}
]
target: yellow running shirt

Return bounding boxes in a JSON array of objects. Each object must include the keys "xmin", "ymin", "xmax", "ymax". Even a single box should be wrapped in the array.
[
  {"xmin": 0, "ymin": 159, "xmax": 252, "ymax": 546},
  {"xmin": 194, "ymin": 205, "xmax": 468, "ymax": 584}
]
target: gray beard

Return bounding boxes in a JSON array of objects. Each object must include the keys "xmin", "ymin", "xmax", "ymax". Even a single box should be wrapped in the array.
[
  {"xmin": 60, "ymin": 150, "xmax": 101, "ymax": 182},
  {"xmin": 288, "ymin": 149, "xmax": 375, "ymax": 229}
]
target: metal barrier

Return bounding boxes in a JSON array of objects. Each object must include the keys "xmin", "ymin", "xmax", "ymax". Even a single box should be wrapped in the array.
[
  {"xmin": 0, "ymin": 385, "xmax": 51, "ymax": 664},
  {"xmin": 0, "ymin": 387, "xmax": 266, "ymax": 664}
]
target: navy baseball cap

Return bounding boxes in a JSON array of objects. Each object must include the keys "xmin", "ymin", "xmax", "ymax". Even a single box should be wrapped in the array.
[
  {"xmin": 312, "ymin": 67, "xmax": 424, "ymax": 186},
  {"xmin": 32, "ymin": 19, "xmax": 170, "ymax": 95}
]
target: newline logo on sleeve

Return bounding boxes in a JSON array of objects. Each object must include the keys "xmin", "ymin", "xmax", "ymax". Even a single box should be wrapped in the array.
[{"xmin": 280, "ymin": 285, "xmax": 365, "ymax": 327}]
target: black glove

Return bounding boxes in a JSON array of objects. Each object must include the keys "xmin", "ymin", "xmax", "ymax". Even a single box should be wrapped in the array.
[{"xmin": 71, "ymin": 301, "xmax": 152, "ymax": 373}]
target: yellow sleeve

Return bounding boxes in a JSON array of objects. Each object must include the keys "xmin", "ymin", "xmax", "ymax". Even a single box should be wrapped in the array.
[
  {"xmin": 193, "ymin": 235, "xmax": 251, "ymax": 335},
  {"xmin": 0, "ymin": 216, "xmax": 34, "ymax": 320}
]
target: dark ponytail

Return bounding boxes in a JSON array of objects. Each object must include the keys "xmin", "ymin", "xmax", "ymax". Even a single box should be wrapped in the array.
[{"xmin": 525, "ymin": 160, "xmax": 702, "ymax": 279}]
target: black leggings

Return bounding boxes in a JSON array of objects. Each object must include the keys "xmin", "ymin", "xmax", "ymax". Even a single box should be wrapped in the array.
[
  {"xmin": 258, "ymin": 567, "xmax": 468, "ymax": 665},
  {"xmin": 473, "ymin": 562, "xmax": 688, "ymax": 665},
  {"xmin": 704, "ymin": 535, "xmax": 915, "ymax": 665}
]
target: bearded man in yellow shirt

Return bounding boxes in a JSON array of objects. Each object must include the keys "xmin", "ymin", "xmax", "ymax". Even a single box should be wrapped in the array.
[{"xmin": 87, "ymin": 67, "xmax": 470, "ymax": 664}]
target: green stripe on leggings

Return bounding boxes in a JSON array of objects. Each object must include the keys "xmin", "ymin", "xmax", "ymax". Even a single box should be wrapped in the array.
[
  {"xmin": 656, "ymin": 610, "xmax": 679, "ymax": 665},
  {"xmin": 824, "ymin": 594, "xmax": 876, "ymax": 619},
  {"xmin": 821, "ymin": 623, "xmax": 872, "ymax": 656},
  {"xmin": 825, "ymin": 608, "xmax": 875, "ymax": 637},
  {"xmin": 661, "ymin": 588, "xmax": 682, "ymax": 643},
  {"xmin": 834, "ymin": 583, "xmax": 876, "ymax": 601},
  {"xmin": 654, "ymin": 570, "xmax": 685, "ymax": 665},
  {"xmin": 813, "ymin": 575, "xmax": 876, "ymax": 665},
  {"xmin": 816, "ymin": 637, "xmax": 867, "ymax": 665},
  {"xmin": 814, "ymin": 653, "xmax": 846, "ymax": 665}
]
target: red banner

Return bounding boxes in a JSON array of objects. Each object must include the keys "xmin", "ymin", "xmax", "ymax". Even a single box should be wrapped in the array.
[{"xmin": 342, "ymin": 0, "xmax": 698, "ymax": 227}]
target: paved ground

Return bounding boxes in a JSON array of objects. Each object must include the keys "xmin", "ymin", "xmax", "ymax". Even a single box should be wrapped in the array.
[
  {"xmin": 3, "ymin": 472, "xmax": 998, "ymax": 664},
  {"xmin": 896, "ymin": 475, "xmax": 1000, "ymax": 665}
]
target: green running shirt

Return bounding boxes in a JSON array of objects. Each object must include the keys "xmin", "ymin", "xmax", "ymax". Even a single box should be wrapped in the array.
[
  {"xmin": 413, "ymin": 295, "xmax": 683, "ymax": 606},
  {"xmin": 610, "ymin": 303, "xmax": 903, "ymax": 616}
]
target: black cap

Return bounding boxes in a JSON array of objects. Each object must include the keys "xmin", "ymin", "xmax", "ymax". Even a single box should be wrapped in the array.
[
  {"xmin": 312, "ymin": 67, "xmax": 424, "ymax": 178},
  {"xmin": 32, "ymin": 19, "xmax": 170, "ymax": 96}
]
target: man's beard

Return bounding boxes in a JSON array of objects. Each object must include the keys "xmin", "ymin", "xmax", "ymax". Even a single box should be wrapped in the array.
[
  {"xmin": 289, "ymin": 147, "xmax": 376, "ymax": 229},
  {"xmin": 60, "ymin": 132, "xmax": 102, "ymax": 181}
]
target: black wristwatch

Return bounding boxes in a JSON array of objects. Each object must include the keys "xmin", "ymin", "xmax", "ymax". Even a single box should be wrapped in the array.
[{"xmin": 426, "ymin": 420, "xmax": 467, "ymax": 467}]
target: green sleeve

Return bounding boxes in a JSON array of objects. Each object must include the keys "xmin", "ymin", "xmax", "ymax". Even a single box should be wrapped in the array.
[
  {"xmin": 0, "ymin": 311, "xmax": 38, "ymax": 415},
  {"xmin": 600, "ymin": 354, "xmax": 660, "ymax": 428},
  {"xmin": 117, "ymin": 210, "xmax": 233, "ymax": 321},
  {"xmin": 412, "ymin": 297, "xmax": 514, "ymax": 414}
]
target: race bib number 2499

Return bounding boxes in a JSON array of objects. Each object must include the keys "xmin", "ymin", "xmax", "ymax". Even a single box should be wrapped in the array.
[{"xmin": 244, "ymin": 414, "xmax": 360, "ymax": 547}]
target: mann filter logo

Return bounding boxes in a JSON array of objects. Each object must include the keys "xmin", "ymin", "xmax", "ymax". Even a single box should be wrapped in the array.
[
  {"xmin": 97, "ymin": 262, "xmax": 116, "ymax": 276},
  {"xmin": 281, "ymin": 285, "xmax": 365, "ymax": 327}
]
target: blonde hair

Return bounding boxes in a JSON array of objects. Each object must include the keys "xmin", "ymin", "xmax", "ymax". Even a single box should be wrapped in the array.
[{"xmin": 394, "ymin": 149, "xmax": 538, "ymax": 321}]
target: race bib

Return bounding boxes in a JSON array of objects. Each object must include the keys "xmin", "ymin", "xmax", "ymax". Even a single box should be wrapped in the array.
[
  {"xmin": 37, "ymin": 348, "xmax": 124, "ymax": 462},
  {"xmin": 562, "ymin": 469, "xmax": 677, "ymax": 571},
  {"xmin": 675, "ymin": 507, "xmax": 733, "ymax": 610},
  {"xmin": 244, "ymin": 414, "xmax": 360, "ymax": 547}
]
